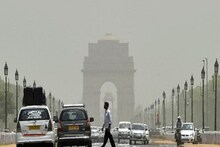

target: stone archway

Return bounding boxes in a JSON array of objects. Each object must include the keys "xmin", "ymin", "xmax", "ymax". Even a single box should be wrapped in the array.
[{"xmin": 82, "ymin": 34, "xmax": 135, "ymax": 126}]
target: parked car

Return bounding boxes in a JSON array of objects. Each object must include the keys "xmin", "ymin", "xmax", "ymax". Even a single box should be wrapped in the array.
[
  {"xmin": 130, "ymin": 123, "xmax": 148, "ymax": 145},
  {"xmin": 181, "ymin": 122, "xmax": 195, "ymax": 143},
  {"xmin": 118, "ymin": 121, "xmax": 131, "ymax": 143},
  {"xmin": 91, "ymin": 126, "xmax": 100, "ymax": 143},
  {"xmin": 14, "ymin": 105, "xmax": 56, "ymax": 147},
  {"xmin": 55, "ymin": 104, "xmax": 94, "ymax": 147}
]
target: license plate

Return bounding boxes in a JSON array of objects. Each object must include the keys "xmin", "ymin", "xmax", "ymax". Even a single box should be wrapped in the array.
[
  {"xmin": 68, "ymin": 125, "xmax": 79, "ymax": 131},
  {"xmin": 29, "ymin": 125, "xmax": 40, "ymax": 130}
]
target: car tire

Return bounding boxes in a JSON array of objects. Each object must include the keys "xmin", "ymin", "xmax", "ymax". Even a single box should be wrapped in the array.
[
  {"xmin": 57, "ymin": 143, "xmax": 63, "ymax": 147},
  {"xmin": 16, "ymin": 144, "xmax": 23, "ymax": 147},
  {"xmin": 129, "ymin": 140, "xmax": 132, "ymax": 145},
  {"xmin": 87, "ymin": 141, "xmax": 92, "ymax": 147},
  {"xmin": 118, "ymin": 139, "xmax": 120, "ymax": 143}
]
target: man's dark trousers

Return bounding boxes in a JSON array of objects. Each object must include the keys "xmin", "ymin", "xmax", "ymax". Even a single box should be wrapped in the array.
[{"xmin": 101, "ymin": 129, "xmax": 116, "ymax": 147}]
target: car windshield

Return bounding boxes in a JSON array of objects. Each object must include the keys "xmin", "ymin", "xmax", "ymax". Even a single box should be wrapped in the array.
[
  {"xmin": 119, "ymin": 123, "xmax": 130, "ymax": 129},
  {"xmin": 182, "ymin": 124, "xmax": 194, "ymax": 130},
  {"xmin": 60, "ymin": 109, "xmax": 87, "ymax": 121},
  {"xmin": 132, "ymin": 124, "xmax": 145, "ymax": 130},
  {"xmin": 19, "ymin": 108, "xmax": 49, "ymax": 121}
]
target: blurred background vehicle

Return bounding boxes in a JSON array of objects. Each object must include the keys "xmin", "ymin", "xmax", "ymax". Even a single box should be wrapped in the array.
[
  {"xmin": 118, "ymin": 121, "xmax": 131, "ymax": 143},
  {"xmin": 130, "ymin": 123, "xmax": 148, "ymax": 145},
  {"xmin": 91, "ymin": 126, "xmax": 100, "ymax": 143}
]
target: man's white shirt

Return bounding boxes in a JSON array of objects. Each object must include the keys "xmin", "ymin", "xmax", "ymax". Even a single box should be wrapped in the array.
[{"xmin": 104, "ymin": 109, "xmax": 112, "ymax": 129}]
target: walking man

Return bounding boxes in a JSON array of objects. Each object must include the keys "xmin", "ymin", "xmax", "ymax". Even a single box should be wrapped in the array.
[{"xmin": 101, "ymin": 102, "xmax": 116, "ymax": 147}]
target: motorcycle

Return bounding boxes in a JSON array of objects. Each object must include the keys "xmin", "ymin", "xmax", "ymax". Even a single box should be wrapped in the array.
[
  {"xmin": 175, "ymin": 129, "xmax": 183, "ymax": 146},
  {"xmin": 194, "ymin": 129, "xmax": 202, "ymax": 144}
]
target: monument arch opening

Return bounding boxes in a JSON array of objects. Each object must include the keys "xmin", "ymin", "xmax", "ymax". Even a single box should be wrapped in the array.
[{"xmin": 100, "ymin": 82, "xmax": 118, "ymax": 127}]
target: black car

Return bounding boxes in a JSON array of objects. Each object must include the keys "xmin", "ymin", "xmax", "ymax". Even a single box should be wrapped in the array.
[{"xmin": 55, "ymin": 104, "xmax": 94, "ymax": 147}]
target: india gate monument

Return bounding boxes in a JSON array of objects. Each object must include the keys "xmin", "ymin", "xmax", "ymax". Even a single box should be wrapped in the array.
[{"xmin": 82, "ymin": 34, "xmax": 135, "ymax": 126}]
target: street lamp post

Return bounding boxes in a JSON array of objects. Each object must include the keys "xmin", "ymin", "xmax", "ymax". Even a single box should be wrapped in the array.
[
  {"xmin": 33, "ymin": 81, "xmax": 36, "ymax": 88},
  {"xmin": 184, "ymin": 81, "xmax": 188, "ymax": 122},
  {"xmin": 15, "ymin": 69, "xmax": 19, "ymax": 118},
  {"xmin": 23, "ymin": 77, "xmax": 26, "ymax": 88},
  {"xmin": 53, "ymin": 96, "xmax": 55, "ymax": 118},
  {"xmin": 162, "ymin": 91, "xmax": 166, "ymax": 129},
  {"xmin": 49, "ymin": 92, "xmax": 52, "ymax": 115},
  {"xmin": 4, "ymin": 62, "xmax": 8, "ymax": 130},
  {"xmin": 172, "ymin": 88, "xmax": 175, "ymax": 132},
  {"xmin": 158, "ymin": 98, "xmax": 160, "ymax": 129},
  {"xmin": 155, "ymin": 100, "xmax": 157, "ymax": 129},
  {"xmin": 190, "ymin": 75, "xmax": 194, "ymax": 123},
  {"xmin": 201, "ymin": 67, "xmax": 205, "ymax": 130},
  {"xmin": 214, "ymin": 59, "xmax": 219, "ymax": 131},
  {"xmin": 177, "ymin": 84, "xmax": 180, "ymax": 117}
]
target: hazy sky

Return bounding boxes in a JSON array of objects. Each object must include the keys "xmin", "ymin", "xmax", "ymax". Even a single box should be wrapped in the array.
[{"xmin": 0, "ymin": 0, "xmax": 220, "ymax": 109}]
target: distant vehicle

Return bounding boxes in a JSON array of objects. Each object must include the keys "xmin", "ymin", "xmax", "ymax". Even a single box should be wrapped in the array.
[
  {"xmin": 111, "ymin": 127, "xmax": 118, "ymax": 141},
  {"xmin": 181, "ymin": 122, "xmax": 195, "ymax": 143},
  {"xmin": 91, "ymin": 126, "xmax": 100, "ymax": 143},
  {"xmin": 118, "ymin": 121, "xmax": 131, "ymax": 143},
  {"xmin": 55, "ymin": 104, "xmax": 94, "ymax": 147},
  {"xmin": 15, "ymin": 87, "xmax": 56, "ymax": 147},
  {"xmin": 130, "ymin": 123, "xmax": 148, "ymax": 145}
]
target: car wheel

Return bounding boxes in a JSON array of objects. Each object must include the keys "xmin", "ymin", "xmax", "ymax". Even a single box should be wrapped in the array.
[
  {"xmin": 129, "ymin": 140, "xmax": 132, "ymax": 145},
  {"xmin": 118, "ymin": 139, "xmax": 120, "ymax": 143},
  {"xmin": 87, "ymin": 141, "xmax": 92, "ymax": 147},
  {"xmin": 16, "ymin": 144, "xmax": 23, "ymax": 147},
  {"xmin": 57, "ymin": 143, "xmax": 63, "ymax": 147}
]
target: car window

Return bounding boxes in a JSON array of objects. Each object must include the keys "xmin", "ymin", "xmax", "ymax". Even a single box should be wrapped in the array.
[
  {"xmin": 19, "ymin": 108, "xmax": 49, "ymax": 121},
  {"xmin": 132, "ymin": 124, "xmax": 144, "ymax": 130},
  {"xmin": 60, "ymin": 109, "xmax": 86, "ymax": 121},
  {"xmin": 182, "ymin": 124, "xmax": 193, "ymax": 130},
  {"xmin": 119, "ymin": 123, "xmax": 131, "ymax": 129}
]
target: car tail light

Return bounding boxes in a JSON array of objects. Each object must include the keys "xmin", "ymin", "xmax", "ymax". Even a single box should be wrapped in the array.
[
  {"xmin": 16, "ymin": 122, "xmax": 21, "ymax": 132},
  {"xmin": 48, "ymin": 120, "xmax": 52, "ymax": 131},
  {"xmin": 86, "ymin": 118, "xmax": 90, "ymax": 127},
  {"xmin": 57, "ymin": 121, "xmax": 63, "ymax": 132}
]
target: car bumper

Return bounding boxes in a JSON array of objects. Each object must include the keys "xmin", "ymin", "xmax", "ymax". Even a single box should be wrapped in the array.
[
  {"xmin": 58, "ymin": 136, "xmax": 91, "ymax": 145},
  {"xmin": 130, "ymin": 135, "xmax": 146, "ymax": 141},
  {"xmin": 16, "ymin": 132, "xmax": 55, "ymax": 144},
  {"xmin": 181, "ymin": 136, "xmax": 194, "ymax": 143},
  {"xmin": 118, "ymin": 134, "xmax": 130, "ymax": 139}
]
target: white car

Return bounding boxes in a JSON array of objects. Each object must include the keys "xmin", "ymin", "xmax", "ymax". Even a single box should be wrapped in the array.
[
  {"xmin": 14, "ymin": 105, "xmax": 56, "ymax": 147},
  {"xmin": 181, "ymin": 122, "xmax": 195, "ymax": 143},
  {"xmin": 130, "ymin": 123, "xmax": 148, "ymax": 145},
  {"xmin": 118, "ymin": 121, "xmax": 131, "ymax": 143}
]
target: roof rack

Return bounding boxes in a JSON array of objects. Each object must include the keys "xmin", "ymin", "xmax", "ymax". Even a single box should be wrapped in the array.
[{"xmin": 62, "ymin": 104, "xmax": 85, "ymax": 108}]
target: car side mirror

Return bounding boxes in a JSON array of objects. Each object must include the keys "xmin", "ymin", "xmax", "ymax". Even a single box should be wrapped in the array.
[
  {"xmin": 14, "ymin": 117, "xmax": 17, "ymax": 123},
  {"xmin": 53, "ymin": 116, "xmax": 58, "ymax": 123},
  {"xmin": 90, "ymin": 117, "xmax": 94, "ymax": 122}
]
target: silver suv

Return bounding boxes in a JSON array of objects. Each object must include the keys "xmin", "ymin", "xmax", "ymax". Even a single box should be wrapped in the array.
[
  {"xmin": 55, "ymin": 104, "xmax": 94, "ymax": 147},
  {"xmin": 15, "ymin": 105, "xmax": 55, "ymax": 147}
]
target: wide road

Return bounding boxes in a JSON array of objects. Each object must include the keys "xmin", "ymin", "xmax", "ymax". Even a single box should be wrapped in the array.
[{"xmin": 2, "ymin": 140, "xmax": 220, "ymax": 147}]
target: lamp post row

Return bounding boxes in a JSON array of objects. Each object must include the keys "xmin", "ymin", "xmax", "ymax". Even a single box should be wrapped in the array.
[
  {"xmin": 150, "ymin": 59, "xmax": 218, "ymax": 131},
  {"xmin": 3, "ymin": 63, "xmax": 62, "ymax": 130}
]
